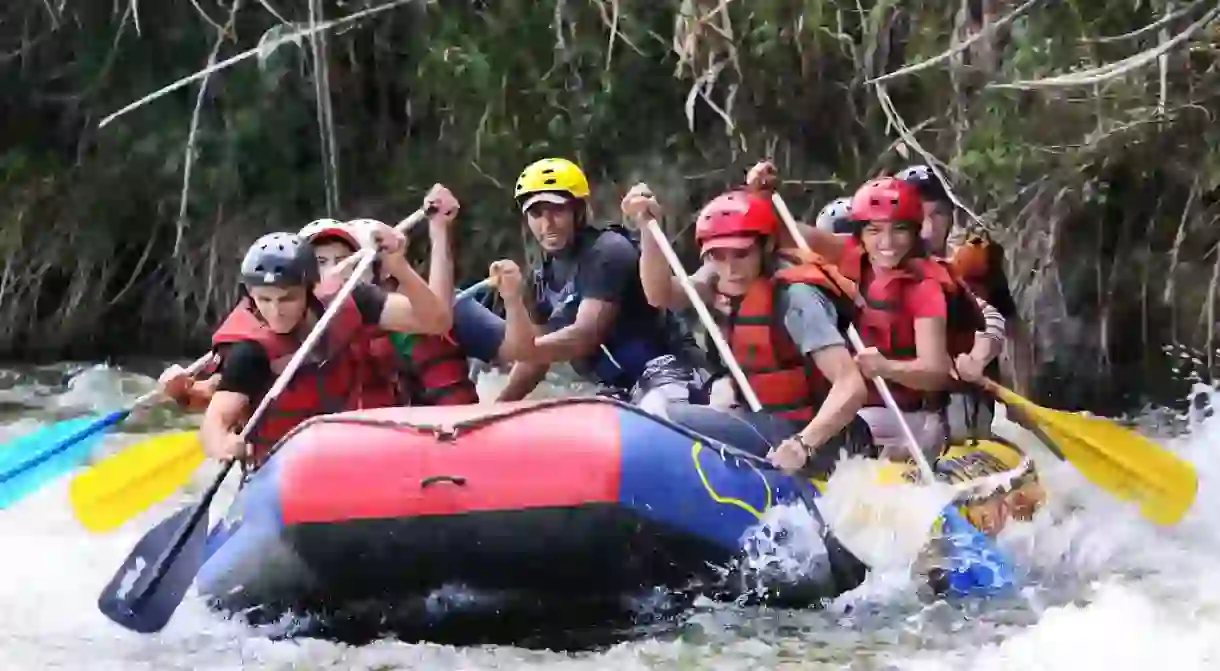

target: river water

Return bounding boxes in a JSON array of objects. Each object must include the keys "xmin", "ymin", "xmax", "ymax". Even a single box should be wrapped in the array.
[{"xmin": 1, "ymin": 361, "xmax": 1217, "ymax": 670}]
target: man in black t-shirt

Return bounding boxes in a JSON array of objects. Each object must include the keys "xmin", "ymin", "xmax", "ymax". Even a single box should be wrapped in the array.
[{"xmin": 495, "ymin": 158, "xmax": 703, "ymax": 406}]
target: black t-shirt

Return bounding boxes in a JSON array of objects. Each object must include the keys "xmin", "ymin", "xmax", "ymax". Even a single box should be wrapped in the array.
[
  {"xmin": 529, "ymin": 227, "xmax": 658, "ymax": 329},
  {"xmin": 981, "ymin": 242, "xmax": 1018, "ymax": 320},
  {"xmin": 215, "ymin": 283, "xmax": 387, "ymax": 400}
]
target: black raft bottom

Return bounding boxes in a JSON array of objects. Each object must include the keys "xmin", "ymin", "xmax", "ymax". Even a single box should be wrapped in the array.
[{"xmin": 208, "ymin": 504, "xmax": 844, "ymax": 649}]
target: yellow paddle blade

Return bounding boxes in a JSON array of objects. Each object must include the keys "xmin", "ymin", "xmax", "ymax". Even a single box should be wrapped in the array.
[
  {"xmin": 984, "ymin": 381, "xmax": 1197, "ymax": 526},
  {"xmin": 68, "ymin": 431, "xmax": 205, "ymax": 533}
]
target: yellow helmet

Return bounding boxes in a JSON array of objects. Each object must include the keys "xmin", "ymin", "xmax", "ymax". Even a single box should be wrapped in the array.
[{"xmin": 514, "ymin": 158, "xmax": 591, "ymax": 202}]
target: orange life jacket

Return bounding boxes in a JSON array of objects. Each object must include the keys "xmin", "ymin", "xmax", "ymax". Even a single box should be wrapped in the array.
[
  {"xmin": 210, "ymin": 278, "xmax": 399, "ymax": 464},
  {"xmin": 948, "ymin": 235, "xmax": 995, "ymax": 303},
  {"xmin": 722, "ymin": 249, "xmax": 857, "ymax": 423},
  {"xmin": 837, "ymin": 240, "xmax": 985, "ymax": 411},
  {"xmin": 403, "ymin": 333, "xmax": 479, "ymax": 406}
]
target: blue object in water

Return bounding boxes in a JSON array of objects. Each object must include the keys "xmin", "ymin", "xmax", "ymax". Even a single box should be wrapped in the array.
[
  {"xmin": 934, "ymin": 505, "xmax": 1017, "ymax": 598},
  {"xmin": 0, "ymin": 411, "xmax": 126, "ymax": 508}
]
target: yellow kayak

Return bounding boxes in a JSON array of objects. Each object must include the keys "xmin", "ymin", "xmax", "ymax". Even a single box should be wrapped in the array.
[{"xmin": 810, "ymin": 438, "xmax": 1045, "ymax": 537}]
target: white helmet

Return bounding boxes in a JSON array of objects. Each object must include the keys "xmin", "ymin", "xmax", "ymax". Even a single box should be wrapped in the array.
[{"xmin": 298, "ymin": 218, "xmax": 346, "ymax": 240}]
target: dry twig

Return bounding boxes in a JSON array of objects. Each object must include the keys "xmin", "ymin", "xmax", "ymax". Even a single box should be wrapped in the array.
[
  {"xmin": 990, "ymin": 3, "xmax": 1220, "ymax": 90},
  {"xmin": 1083, "ymin": 0, "xmax": 1209, "ymax": 44},
  {"xmin": 866, "ymin": 0, "xmax": 1043, "ymax": 85},
  {"xmin": 174, "ymin": 0, "xmax": 244, "ymax": 257},
  {"xmin": 99, "ymin": 0, "xmax": 420, "ymax": 128}
]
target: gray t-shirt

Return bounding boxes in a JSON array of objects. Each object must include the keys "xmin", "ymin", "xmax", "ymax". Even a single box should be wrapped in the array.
[
  {"xmin": 775, "ymin": 282, "xmax": 845, "ymax": 355},
  {"xmin": 692, "ymin": 262, "xmax": 845, "ymax": 356}
]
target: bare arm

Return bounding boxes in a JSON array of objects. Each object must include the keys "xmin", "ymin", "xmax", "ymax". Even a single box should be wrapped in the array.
[
  {"xmin": 796, "ymin": 224, "xmax": 849, "ymax": 262},
  {"xmin": 798, "ymin": 345, "xmax": 868, "ymax": 449},
  {"xmin": 638, "ymin": 230, "xmax": 717, "ymax": 309},
  {"xmin": 496, "ymin": 360, "xmax": 551, "ymax": 402},
  {"xmin": 426, "ymin": 217, "xmax": 456, "ymax": 304},
  {"xmin": 526, "ymin": 298, "xmax": 618, "ymax": 364},
  {"xmin": 968, "ymin": 296, "xmax": 1006, "ymax": 364},
  {"xmin": 883, "ymin": 317, "xmax": 953, "ymax": 391},
  {"xmin": 638, "ymin": 225, "xmax": 676, "ymax": 308},
  {"xmin": 378, "ymin": 254, "xmax": 453, "ymax": 335},
  {"xmin": 199, "ymin": 391, "xmax": 250, "ymax": 460}
]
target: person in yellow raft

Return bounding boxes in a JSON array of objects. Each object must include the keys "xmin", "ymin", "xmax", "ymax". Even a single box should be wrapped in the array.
[
  {"xmin": 757, "ymin": 164, "xmax": 1044, "ymax": 534},
  {"xmin": 750, "ymin": 162, "xmax": 1009, "ymax": 448},
  {"xmin": 626, "ymin": 183, "xmax": 878, "ymax": 478}
]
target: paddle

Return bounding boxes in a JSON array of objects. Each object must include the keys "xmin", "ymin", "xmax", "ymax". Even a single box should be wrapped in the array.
[
  {"xmin": 73, "ymin": 210, "xmax": 429, "ymax": 534},
  {"xmin": 768, "ymin": 193, "xmax": 1019, "ymax": 590},
  {"xmin": 98, "ymin": 247, "xmax": 380, "ymax": 634},
  {"xmin": 641, "ymin": 217, "xmax": 870, "ymax": 580},
  {"xmin": 0, "ymin": 353, "xmax": 213, "ymax": 510},
  {"xmin": 69, "ymin": 431, "xmax": 202, "ymax": 533},
  {"xmin": 981, "ymin": 378, "xmax": 1197, "ymax": 526}
]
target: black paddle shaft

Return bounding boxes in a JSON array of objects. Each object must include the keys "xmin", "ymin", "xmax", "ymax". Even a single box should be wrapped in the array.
[
  {"xmin": 130, "ymin": 461, "xmax": 233, "ymax": 608},
  {"xmin": 99, "ymin": 241, "xmax": 388, "ymax": 633},
  {"xmin": 97, "ymin": 459, "xmax": 234, "ymax": 633}
]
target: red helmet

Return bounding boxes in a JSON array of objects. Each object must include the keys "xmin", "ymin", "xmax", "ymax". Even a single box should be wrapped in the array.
[
  {"xmin": 849, "ymin": 177, "xmax": 924, "ymax": 226},
  {"xmin": 300, "ymin": 222, "xmax": 362, "ymax": 252},
  {"xmin": 694, "ymin": 190, "xmax": 777, "ymax": 255}
]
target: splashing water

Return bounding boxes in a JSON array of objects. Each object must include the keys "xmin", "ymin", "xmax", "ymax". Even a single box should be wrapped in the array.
[{"xmin": 2, "ymin": 362, "xmax": 1220, "ymax": 669}]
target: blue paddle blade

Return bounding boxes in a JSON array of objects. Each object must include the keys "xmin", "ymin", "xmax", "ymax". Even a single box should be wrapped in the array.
[
  {"xmin": 0, "ymin": 411, "xmax": 126, "ymax": 509},
  {"xmin": 933, "ymin": 505, "xmax": 1017, "ymax": 598},
  {"xmin": 97, "ymin": 503, "xmax": 209, "ymax": 633}
]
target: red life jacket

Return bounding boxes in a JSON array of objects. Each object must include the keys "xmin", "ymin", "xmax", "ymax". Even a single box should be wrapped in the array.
[
  {"xmin": 837, "ymin": 240, "xmax": 984, "ymax": 411},
  {"xmin": 404, "ymin": 334, "xmax": 479, "ymax": 406},
  {"xmin": 210, "ymin": 278, "xmax": 399, "ymax": 464},
  {"xmin": 723, "ymin": 249, "xmax": 858, "ymax": 423},
  {"xmin": 361, "ymin": 333, "xmax": 406, "ymax": 403},
  {"xmin": 948, "ymin": 235, "xmax": 996, "ymax": 303}
]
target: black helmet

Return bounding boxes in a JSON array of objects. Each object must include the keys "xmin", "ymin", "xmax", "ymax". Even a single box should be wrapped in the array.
[
  {"xmin": 240, "ymin": 233, "xmax": 320, "ymax": 288},
  {"xmin": 815, "ymin": 197, "xmax": 854, "ymax": 234},
  {"xmin": 896, "ymin": 164, "xmax": 948, "ymax": 203}
]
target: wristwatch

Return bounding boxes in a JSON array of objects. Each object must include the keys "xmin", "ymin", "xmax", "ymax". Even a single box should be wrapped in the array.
[{"xmin": 793, "ymin": 434, "xmax": 815, "ymax": 456}]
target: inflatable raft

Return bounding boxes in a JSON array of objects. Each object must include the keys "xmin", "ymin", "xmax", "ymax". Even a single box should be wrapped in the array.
[{"xmin": 196, "ymin": 397, "xmax": 1020, "ymax": 635}]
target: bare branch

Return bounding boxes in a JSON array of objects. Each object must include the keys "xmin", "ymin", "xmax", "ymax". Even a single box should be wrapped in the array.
[
  {"xmin": 1083, "ymin": 0, "xmax": 1209, "ymax": 44},
  {"xmin": 174, "ymin": 0, "xmax": 244, "ymax": 256},
  {"xmin": 873, "ymin": 83, "xmax": 989, "ymax": 232},
  {"xmin": 1162, "ymin": 176, "xmax": 1199, "ymax": 310},
  {"xmin": 866, "ymin": 0, "xmax": 1043, "ymax": 85},
  {"xmin": 99, "ymin": 0, "xmax": 420, "ymax": 128},
  {"xmin": 990, "ymin": 3, "xmax": 1220, "ymax": 90}
]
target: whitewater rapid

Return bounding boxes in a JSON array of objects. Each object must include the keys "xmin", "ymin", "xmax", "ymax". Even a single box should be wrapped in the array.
[{"xmin": 0, "ymin": 362, "xmax": 1215, "ymax": 670}]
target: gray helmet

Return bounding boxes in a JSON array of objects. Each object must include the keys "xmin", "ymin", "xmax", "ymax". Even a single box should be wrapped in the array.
[
  {"xmin": 815, "ymin": 197, "xmax": 854, "ymax": 234},
  {"xmin": 240, "ymin": 232, "xmax": 320, "ymax": 288},
  {"xmin": 896, "ymin": 164, "xmax": 948, "ymax": 202}
]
